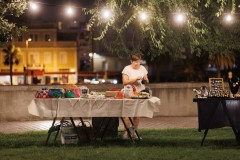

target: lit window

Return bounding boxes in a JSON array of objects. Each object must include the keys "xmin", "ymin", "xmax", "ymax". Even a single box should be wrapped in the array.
[
  {"xmin": 60, "ymin": 52, "xmax": 67, "ymax": 64},
  {"xmin": 29, "ymin": 34, "xmax": 34, "ymax": 41},
  {"xmin": 44, "ymin": 52, "xmax": 52, "ymax": 64}
]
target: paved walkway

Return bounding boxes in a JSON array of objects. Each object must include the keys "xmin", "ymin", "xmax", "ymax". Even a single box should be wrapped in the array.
[{"xmin": 0, "ymin": 117, "xmax": 198, "ymax": 133}]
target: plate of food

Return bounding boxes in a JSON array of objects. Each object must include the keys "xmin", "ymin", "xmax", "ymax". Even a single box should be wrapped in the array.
[
  {"xmin": 131, "ymin": 92, "xmax": 149, "ymax": 99},
  {"xmin": 131, "ymin": 96, "xmax": 149, "ymax": 99}
]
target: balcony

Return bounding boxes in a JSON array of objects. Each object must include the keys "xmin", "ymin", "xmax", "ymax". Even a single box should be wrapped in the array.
[
  {"xmin": 27, "ymin": 64, "xmax": 44, "ymax": 70},
  {"xmin": 3, "ymin": 41, "xmax": 76, "ymax": 48}
]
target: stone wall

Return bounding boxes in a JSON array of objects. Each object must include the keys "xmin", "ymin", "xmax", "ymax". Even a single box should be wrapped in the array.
[{"xmin": 0, "ymin": 83, "xmax": 228, "ymax": 121}]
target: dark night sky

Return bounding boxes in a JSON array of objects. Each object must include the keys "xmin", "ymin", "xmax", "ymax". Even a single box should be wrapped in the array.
[{"xmin": 17, "ymin": 0, "xmax": 96, "ymax": 26}]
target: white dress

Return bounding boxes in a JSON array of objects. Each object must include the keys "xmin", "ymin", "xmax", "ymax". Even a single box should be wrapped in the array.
[{"xmin": 122, "ymin": 65, "xmax": 148, "ymax": 92}]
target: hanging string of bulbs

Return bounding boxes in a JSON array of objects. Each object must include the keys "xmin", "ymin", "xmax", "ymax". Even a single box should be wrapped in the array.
[{"xmin": 28, "ymin": 1, "xmax": 236, "ymax": 24}]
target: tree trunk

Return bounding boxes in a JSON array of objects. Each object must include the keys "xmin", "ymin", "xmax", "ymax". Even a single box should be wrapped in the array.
[{"xmin": 217, "ymin": 66, "xmax": 221, "ymax": 78}]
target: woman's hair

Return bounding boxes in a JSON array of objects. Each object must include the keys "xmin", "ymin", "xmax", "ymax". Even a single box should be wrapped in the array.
[{"xmin": 130, "ymin": 54, "xmax": 141, "ymax": 61}]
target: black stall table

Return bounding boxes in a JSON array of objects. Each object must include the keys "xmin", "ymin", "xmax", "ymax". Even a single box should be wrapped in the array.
[
  {"xmin": 193, "ymin": 98, "xmax": 240, "ymax": 145},
  {"xmin": 28, "ymin": 97, "xmax": 161, "ymax": 144}
]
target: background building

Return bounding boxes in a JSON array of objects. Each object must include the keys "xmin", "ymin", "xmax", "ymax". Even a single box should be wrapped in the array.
[
  {"xmin": 0, "ymin": 24, "xmax": 130, "ymax": 85},
  {"xmin": 0, "ymin": 27, "xmax": 77, "ymax": 85},
  {"xmin": 0, "ymin": 0, "xmax": 138, "ymax": 85}
]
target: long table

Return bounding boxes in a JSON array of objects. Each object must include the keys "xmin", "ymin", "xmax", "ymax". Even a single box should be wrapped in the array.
[
  {"xmin": 193, "ymin": 98, "xmax": 240, "ymax": 145},
  {"xmin": 28, "ymin": 97, "xmax": 161, "ymax": 144}
]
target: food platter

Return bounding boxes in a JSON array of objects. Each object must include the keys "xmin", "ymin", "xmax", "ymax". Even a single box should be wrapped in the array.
[
  {"xmin": 131, "ymin": 91, "xmax": 150, "ymax": 99},
  {"xmin": 131, "ymin": 96, "xmax": 149, "ymax": 99}
]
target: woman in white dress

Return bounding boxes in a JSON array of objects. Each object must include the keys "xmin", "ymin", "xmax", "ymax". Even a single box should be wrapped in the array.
[{"xmin": 122, "ymin": 54, "xmax": 149, "ymax": 139}]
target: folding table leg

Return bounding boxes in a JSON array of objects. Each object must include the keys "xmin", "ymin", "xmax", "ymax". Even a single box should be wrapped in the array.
[
  {"xmin": 70, "ymin": 117, "xmax": 81, "ymax": 143},
  {"xmin": 235, "ymin": 129, "xmax": 240, "ymax": 142},
  {"xmin": 201, "ymin": 129, "xmax": 208, "ymax": 146},
  {"xmin": 54, "ymin": 117, "xmax": 65, "ymax": 142},
  {"xmin": 231, "ymin": 127, "xmax": 240, "ymax": 141},
  {"xmin": 120, "ymin": 117, "xmax": 133, "ymax": 142},
  {"xmin": 46, "ymin": 117, "xmax": 56, "ymax": 145},
  {"xmin": 80, "ymin": 117, "xmax": 90, "ymax": 141},
  {"xmin": 238, "ymin": 129, "xmax": 240, "ymax": 138},
  {"xmin": 128, "ymin": 117, "xmax": 141, "ymax": 141},
  {"xmin": 221, "ymin": 100, "xmax": 240, "ymax": 142}
]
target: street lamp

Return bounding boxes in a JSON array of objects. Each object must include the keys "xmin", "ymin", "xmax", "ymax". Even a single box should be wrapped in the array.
[
  {"xmin": 89, "ymin": 52, "xmax": 93, "ymax": 58},
  {"xmin": 89, "ymin": 53, "xmax": 93, "ymax": 72},
  {"xmin": 25, "ymin": 38, "xmax": 31, "ymax": 48},
  {"xmin": 24, "ymin": 38, "xmax": 32, "ymax": 85}
]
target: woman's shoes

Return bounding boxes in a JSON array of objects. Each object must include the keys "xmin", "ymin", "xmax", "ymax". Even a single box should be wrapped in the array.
[
  {"xmin": 122, "ymin": 134, "xmax": 128, "ymax": 140},
  {"xmin": 122, "ymin": 134, "xmax": 142, "ymax": 140},
  {"xmin": 131, "ymin": 134, "xmax": 142, "ymax": 140}
]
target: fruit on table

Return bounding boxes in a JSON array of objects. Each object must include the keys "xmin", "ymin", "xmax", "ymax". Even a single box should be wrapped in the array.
[{"xmin": 116, "ymin": 91, "xmax": 124, "ymax": 99}]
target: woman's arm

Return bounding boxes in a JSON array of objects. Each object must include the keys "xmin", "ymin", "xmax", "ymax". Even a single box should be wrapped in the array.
[
  {"xmin": 143, "ymin": 74, "xmax": 149, "ymax": 83},
  {"xmin": 122, "ymin": 74, "xmax": 142, "ymax": 85}
]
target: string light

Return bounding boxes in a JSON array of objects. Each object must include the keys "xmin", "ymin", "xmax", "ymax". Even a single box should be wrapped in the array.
[
  {"xmin": 25, "ymin": 2, "xmax": 239, "ymax": 26},
  {"xmin": 29, "ymin": 2, "xmax": 39, "ymax": 11},
  {"xmin": 175, "ymin": 13, "xmax": 186, "ymax": 24},
  {"xmin": 225, "ymin": 13, "xmax": 233, "ymax": 23},
  {"xmin": 140, "ymin": 11, "xmax": 148, "ymax": 21},
  {"xmin": 102, "ymin": 9, "xmax": 112, "ymax": 19},
  {"xmin": 66, "ymin": 6, "xmax": 74, "ymax": 16}
]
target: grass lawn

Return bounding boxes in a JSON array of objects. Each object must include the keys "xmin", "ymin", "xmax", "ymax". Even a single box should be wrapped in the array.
[{"xmin": 0, "ymin": 128, "xmax": 239, "ymax": 160}]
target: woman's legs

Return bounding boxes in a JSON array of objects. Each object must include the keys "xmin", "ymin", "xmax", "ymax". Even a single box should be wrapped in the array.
[
  {"xmin": 123, "ymin": 117, "xmax": 140, "ymax": 135},
  {"xmin": 132, "ymin": 117, "xmax": 140, "ymax": 135},
  {"xmin": 123, "ymin": 117, "xmax": 131, "ymax": 135}
]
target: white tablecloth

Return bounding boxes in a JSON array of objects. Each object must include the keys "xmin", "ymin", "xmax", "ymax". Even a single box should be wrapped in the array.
[{"xmin": 28, "ymin": 97, "xmax": 161, "ymax": 118}]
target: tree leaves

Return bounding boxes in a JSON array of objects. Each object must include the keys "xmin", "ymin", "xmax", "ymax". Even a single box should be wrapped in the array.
[
  {"xmin": 0, "ymin": 0, "xmax": 27, "ymax": 45},
  {"xmin": 88, "ymin": 0, "xmax": 239, "ymax": 60}
]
